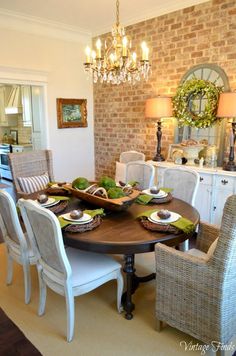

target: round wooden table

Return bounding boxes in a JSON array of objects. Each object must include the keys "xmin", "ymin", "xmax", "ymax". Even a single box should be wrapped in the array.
[{"xmin": 63, "ymin": 198, "xmax": 199, "ymax": 320}]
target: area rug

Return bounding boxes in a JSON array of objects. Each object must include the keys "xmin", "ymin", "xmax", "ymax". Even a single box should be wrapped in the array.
[
  {"xmin": 0, "ymin": 244, "xmax": 235, "ymax": 356},
  {"xmin": 0, "ymin": 307, "xmax": 42, "ymax": 355}
]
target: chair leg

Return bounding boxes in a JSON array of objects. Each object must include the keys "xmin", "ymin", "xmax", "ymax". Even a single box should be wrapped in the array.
[
  {"xmin": 117, "ymin": 272, "xmax": 124, "ymax": 313},
  {"xmin": 179, "ymin": 239, "xmax": 189, "ymax": 251},
  {"xmin": 6, "ymin": 253, "xmax": 13, "ymax": 285},
  {"xmin": 37, "ymin": 266, "xmax": 47, "ymax": 316},
  {"xmin": 22, "ymin": 262, "xmax": 31, "ymax": 304},
  {"xmin": 156, "ymin": 319, "xmax": 164, "ymax": 332},
  {"xmin": 65, "ymin": 286, "xmax": 75, "ymax": 343}
]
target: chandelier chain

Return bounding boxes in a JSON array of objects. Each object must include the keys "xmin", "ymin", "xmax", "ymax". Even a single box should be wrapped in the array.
[{"xmin": 116, "ymin": 0, "xmax": 119, "ymax": 26}]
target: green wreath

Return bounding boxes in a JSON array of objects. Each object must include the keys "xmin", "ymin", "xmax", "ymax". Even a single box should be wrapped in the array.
[{"xmin": 172, "ymin": 78, "xmax": 222, "ymax": 128}]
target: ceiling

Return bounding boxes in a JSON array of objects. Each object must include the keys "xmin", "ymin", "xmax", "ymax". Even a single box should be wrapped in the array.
[{"xmin": 0, "ymin": 0, "xmax": 209, "ymax": 35}]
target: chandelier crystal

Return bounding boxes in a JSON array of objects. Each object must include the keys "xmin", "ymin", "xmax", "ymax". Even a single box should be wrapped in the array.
[{"xmin": 84, "ymin": 0, "xmax": 151, "ymax": 85}]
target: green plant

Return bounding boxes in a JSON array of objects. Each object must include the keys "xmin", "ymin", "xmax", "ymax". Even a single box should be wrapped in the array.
[
  {"xmin": 72, "ymin": 177, "xmax": 90, "ymax": 190},
  {"xmin": 172, "ymin": 78, "xmax": 222, "ymax": 128}
]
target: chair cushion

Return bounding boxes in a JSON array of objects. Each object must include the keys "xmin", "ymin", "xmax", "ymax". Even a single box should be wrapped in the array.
[
  {"xmin": 18, "ymin": 172, "xmax": 49, "ymax": 194},
  {"xmin": 186, "ymin": 248, "xmax": 208, "ymax": 259},
  {"xmin": 66, "ymin": 247, "xmax": 121, "ymax": 287},
  {"xmin": 186, "ymin": 238, "xmax": 218, "ymax": 261}
]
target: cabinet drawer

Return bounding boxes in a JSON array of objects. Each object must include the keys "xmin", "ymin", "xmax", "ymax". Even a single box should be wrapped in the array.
[
  {"xmin": 215, "ymin": 176, "xmax": 235, "ymax": 190},
  {"xmin": 199, "ymin": 174, "xmax": 212, "ymax": 185}
]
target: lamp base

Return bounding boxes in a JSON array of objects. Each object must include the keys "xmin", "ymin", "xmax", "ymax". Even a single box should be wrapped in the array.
[
  {"xmin": 223, "ymin": 162, "xmax": 236, "ymax": 171},
  {"xmin": 153, "ymin": 154, "xmax": 165, "ymax": 162}
]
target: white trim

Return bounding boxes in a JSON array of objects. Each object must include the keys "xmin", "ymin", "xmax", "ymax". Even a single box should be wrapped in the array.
[
  {"xmin": 0, "ymin": 66, "xmax": 48, "ymax": 84},
  {"xmin": 0, "ymin": 8, "xmax": 91, "ymax": 44}
]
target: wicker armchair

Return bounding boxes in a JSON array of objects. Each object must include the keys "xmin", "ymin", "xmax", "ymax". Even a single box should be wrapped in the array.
[
  {"xmin": 8, "ymin": 150, "xmax": 54, "ymax": 199},
  {"xmin": 155, "ymin": 195, "xmax": 236, "ymax": 355}
]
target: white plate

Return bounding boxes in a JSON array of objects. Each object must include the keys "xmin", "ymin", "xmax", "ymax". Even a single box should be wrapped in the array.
[
  {"xmin": 60, "ymin": 212, "xmax": 93, "ymax": 224},
  {"xmin": 37, "ymin": 198, "xmax": 59, "ymax": 208},
  {"xmin": 148, "ymin": 211, "xmax": 181, "ymax": 225},
  {"xmin": 142, "ymin": 189, "xmax": 168, "ymax": 198}
]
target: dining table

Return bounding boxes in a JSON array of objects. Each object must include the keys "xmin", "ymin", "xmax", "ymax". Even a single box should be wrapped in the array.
[{"xmin": 60, "ymin": 197, "xmax": 200, "ymax": 320}]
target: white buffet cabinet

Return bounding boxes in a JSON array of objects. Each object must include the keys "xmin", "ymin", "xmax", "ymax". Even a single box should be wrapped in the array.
[{"xmin": 148, "ymin": 161, "xmax": 236, "ymax": 226}]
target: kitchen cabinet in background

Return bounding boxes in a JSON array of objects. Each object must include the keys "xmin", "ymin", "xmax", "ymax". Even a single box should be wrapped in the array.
[{"xmin": 0, "ymin": 87, "xmax": 17, "ymax": 127}]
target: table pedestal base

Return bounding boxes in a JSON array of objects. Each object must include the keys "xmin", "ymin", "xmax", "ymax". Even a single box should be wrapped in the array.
[{"xmin": 122, "ymin": 254, "xmax": 156, "ymax": 320}]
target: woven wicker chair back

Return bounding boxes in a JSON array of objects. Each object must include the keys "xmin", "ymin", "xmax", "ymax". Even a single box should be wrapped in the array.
[
  {"xmin": 212, "ymin": 195, "xmax": 236, "ymax": 277},
  {"xmin": 8, "ymin": 150, "xmax": 54, "ymax": 198}
]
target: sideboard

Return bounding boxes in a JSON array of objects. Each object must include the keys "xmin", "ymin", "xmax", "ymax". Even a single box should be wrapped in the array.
[{"xmin": 148, "ymin": 161, "xmax": 236, "ymax": 226}]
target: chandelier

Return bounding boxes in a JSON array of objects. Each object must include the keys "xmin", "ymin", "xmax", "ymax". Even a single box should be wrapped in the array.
[{"xmin": 84, "ymin": 0, "xmax": 151, "ymax": 85}]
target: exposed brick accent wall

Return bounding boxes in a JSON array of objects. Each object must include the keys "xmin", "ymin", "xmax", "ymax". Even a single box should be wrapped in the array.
[{"xmin": 94, "ymin": 0, "xmax": 236, "ymax": 179}]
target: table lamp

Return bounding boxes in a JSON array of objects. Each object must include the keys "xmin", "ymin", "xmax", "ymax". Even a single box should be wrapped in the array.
[
  {"xmin": 145, "ymin": 96, "xmax": 173, "ymax": 161},
  {"xmin": 217, "ymin": 92, "xmax": 236, "ymax": 171}
]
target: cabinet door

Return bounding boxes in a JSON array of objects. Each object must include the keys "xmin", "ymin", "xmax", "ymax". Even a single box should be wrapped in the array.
[
  {"xmin": 194, "ymin": 174, "xmax": 213, "ymax": 223},
  {"xmin": 211, "ymin": 176, "xmax": 235, "ymax": 226}
]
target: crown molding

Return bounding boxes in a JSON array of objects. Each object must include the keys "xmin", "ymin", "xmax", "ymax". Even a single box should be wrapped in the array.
[
  {"xmin": 0, "ymin": 65, "xmax": 49, "ymax": 84},
  {"xmin": 92, "ymin": 0, "xmax": 209, "ymax": 36},
  {"xmin": 0, "ymin": 8, "xmax": 92, "ymax": 44}
]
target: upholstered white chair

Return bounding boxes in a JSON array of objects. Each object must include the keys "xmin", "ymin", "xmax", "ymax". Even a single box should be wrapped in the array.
[
  {"xmin": 0, "ymin": 189, "xmax": 38, "ymax": 304},
  {"xmin": 18, "ymin": 199, "xmax": 124, "ymax": 342},
  {"xmin": 155, "ymin": 195, "xmax": 236, "ymax": 356},
  {"xmin": 115, "ymin": 150, "xmax": 145, "ymax": 182},
  {"xmin": 125, "ymin": 161, "xmax": 155, "ymax": 190},
  {"xmin": 162, "ymin": 167, "xmax": 199, "ymax": 206},
  {"xmin": 162, "ymin": 167, "xmax": 200, "ymax": 251}
]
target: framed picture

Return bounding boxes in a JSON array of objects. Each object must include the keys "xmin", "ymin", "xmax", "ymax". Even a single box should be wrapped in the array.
[
  {"xmin": 10, "ymin": 129, "xmax": 18, "ymax": 144},
  {"xmin": 56, "ymin": 98, "xmax": 87, "ymax": 129},
  {"xmin": 167, "ymin": 144, "xmax": 184, "ymax": 162}
]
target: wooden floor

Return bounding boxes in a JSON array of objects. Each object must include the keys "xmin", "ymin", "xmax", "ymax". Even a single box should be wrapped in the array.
[{"xmin": 0, "ymin": 307, "xmax": 42, "ymax": 355}]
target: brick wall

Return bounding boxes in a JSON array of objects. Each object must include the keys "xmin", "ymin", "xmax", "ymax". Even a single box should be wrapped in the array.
[{"xmin": 94, "ymin": 0, "xmax": 236, "ymax": 178}]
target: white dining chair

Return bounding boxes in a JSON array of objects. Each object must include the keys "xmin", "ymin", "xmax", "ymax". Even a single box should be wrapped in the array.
[
  {"xmin": 115, "ymin": 150, "xmax": 145, "ymax": 182},
  {"xmin": 0, "ymin": 189, "xmax": 38, "ymax": 304},
  {"xmin": 125, "ymin": 161, "xmax": 155, "ymax": 190},
  {"xmin": 18, "ymin": 198, "xmax": 124, "ymax": 342},
  {"xmin": 162, "ymin": 167, "xmax": 200, "ymax": 250},
  {"xmin": 162, "ymin": 167, "xmax": 200, "ymax": 206}
]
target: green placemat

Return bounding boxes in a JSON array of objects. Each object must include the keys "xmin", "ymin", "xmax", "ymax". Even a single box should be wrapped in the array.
[
  {"xmin": 58, "ymin": 208, "xmax": 105, "ymax": 228},
  {"xmin": 136, "ymin": 209, "xmax": 195, "ymax": 234},
  {"xmin": 49, "ymin": 196, "xmax": 70, "ymax": 201},
  {"xmin": 135, "ymin": 188, "xmax": 173, "ymax": 205}
]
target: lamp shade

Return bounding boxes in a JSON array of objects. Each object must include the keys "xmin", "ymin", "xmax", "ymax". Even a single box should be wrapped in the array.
[
  {"xmin": 217, "ymin": 92, "xmax": 236, "ymax": 118},
  {"xmin": 145, "ymin": 97, "xmax": 173, "ymax": 119}
]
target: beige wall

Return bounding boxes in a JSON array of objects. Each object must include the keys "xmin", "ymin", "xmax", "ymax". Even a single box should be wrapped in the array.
[
  {"xmin": 94, "ymin": 0, "xmax": 236, "ymax": 178},
  {"xmin": 0, "ymin": 27, "xmax": 94, "ymax": 182}
]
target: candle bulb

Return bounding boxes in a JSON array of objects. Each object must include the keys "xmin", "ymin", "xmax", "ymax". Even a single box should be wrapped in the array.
[
  {"xmin": 85, "ymin": 46, "xmax": 91, "ymax": 63},
  {"xmin": 96, "ymin": 38, "xmax": 102, "ymax": 59},
  {"xmin": 122, "ymin": 37, "xmax": 128, "ymax": 57},
  {"xmin": 141, "ymin": 42, "xmax": 146, "ymax": 61}
]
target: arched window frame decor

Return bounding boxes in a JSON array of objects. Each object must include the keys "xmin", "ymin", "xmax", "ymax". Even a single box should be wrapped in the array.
[{"xmin": 174, "ymin": 64, "xmax": 230, "ymax": 166}]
